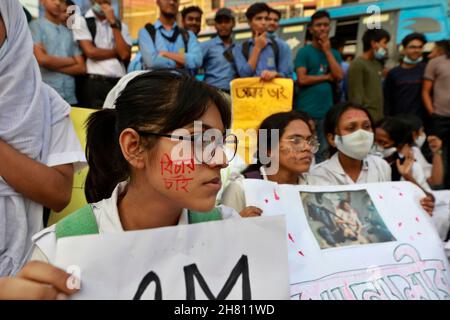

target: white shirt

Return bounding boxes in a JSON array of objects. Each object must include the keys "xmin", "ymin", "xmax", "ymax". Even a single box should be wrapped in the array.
[
  {"xmin": 412, "ymin": 146, "xmax": 432, "ymax": 179},
  {"xmin": 309, "ymin": 153, "xmax": 392, "ymax": 186},
  {"xmin": 72, "ymin": 9, "xmax": 132, "ymax": 78},
  {"xmin": 221, "ymin": 166, "xmax": 309, "ymax": 213},
  {"xmin": 2, "ymin": 112, "xmax": 86, "ymax": 275},
  {"xmin": 31, "ymin": 181, "xmax": 240, "ymax": 264}
]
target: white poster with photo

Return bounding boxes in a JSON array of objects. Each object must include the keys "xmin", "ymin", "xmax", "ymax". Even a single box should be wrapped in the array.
[
  {"xmin": 243, "ymin": 180, "xmax": 450, "ymax": 300},
  {"xmin": 54, "ymin": 216, "xmax": 290, "ymax": 300}
]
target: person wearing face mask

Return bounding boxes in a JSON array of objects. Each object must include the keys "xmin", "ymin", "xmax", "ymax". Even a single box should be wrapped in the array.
[
  {"xmin": 374, "ymin": 117, "xmax": 433, "ymax": 193},
  {"xmin": 221, "ymin": 111, "xmax": 318, "ymax": 216},
  {"xmin": 398, "ymin": 115, "xmax": 443, "ymax": 188},
  {"xmin": 310, "ymin": 103, "xmax": 434, "ymax": 216},
  {"xmin": 383, "ymin": 33, "xmax": 428, "ymax": 119},
  {"xmin": 348, "ymin": 29, "xmax": 391, "ymax": 123}
]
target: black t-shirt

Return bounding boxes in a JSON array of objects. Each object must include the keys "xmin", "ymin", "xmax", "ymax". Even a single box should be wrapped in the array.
[{"xmin": 383, "ymin": 63, "xmax": 426, "ymax": 118}]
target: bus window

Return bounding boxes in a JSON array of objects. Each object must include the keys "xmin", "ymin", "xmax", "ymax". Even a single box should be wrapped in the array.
[{"xmin": 279, "ymin": 23, "xmax": 307, "ymax": 59}]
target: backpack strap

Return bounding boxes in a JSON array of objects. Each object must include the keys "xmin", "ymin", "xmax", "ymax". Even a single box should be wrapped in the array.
[
  {"xmin": 188, "ymin": 207, "xmax": 223, "ymax": 224},
  {"xmin": 178, "ymin": 27, "xmax": 190, "ymax": 53},
  {"xmin": 55, "ymin": 204, "xmax": 99, "ymax": 240},
  {"xmin": 85, "ymin": 17, "xmax": 97, "ymax": 45},
  {"xmin": 242, "ymin": 40, "xmax": 250, "ymax": 61},
  {"xmin": 144, "ymin": 23, "xmax": 157, "ymax": 45},
  {"xmin": 144, "ymin": 24, "xmax": 189, "ymax": 54},
  {"xmin": 242, "ymin": 38, "xmax": 280, "ymax": 70},
  {"xmin": 268, "ymin": 36, "xmax": 280, "ymax": 70}
]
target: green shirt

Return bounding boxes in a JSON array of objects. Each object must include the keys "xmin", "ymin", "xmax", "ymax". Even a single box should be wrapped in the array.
[
  {"xmin": 348, "ymin": 56, "xmax": 384, "ymax": 122},
  {"xmin": 294, "ymin": 44, "xmax": 342, "ymax": 119}
]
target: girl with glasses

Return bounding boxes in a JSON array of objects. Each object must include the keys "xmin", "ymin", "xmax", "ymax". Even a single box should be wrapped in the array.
[
  {"xmin": 221, "ymin": 111, "xmax": 319, "ymax": 216},
  {"xmin": 1, "ymin": 70, "xmax": 242, "ymax": 299}
]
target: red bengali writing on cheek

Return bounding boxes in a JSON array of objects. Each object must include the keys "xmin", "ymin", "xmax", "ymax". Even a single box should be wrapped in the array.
[{"xmin": 160, "ymin": 153, "xmax": 195, "ymax": 192}]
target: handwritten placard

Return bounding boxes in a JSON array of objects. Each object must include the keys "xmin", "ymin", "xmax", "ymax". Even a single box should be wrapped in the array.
[
  {"xmin": 54, "ymin": 216, "xmax": 290, "ymax": 300},
  {"xmin": 243, "ymin": 180, "xmax": 450, "ymax": 300},
  {"xmin": 230, "ymin": 78, "xmax": 293, "ymax": 164}
]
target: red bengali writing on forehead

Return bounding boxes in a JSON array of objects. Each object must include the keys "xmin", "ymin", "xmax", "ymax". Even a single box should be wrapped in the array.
[{"xmin": 160, "ymin": 153, "xmax": 195, "ymax": 192}]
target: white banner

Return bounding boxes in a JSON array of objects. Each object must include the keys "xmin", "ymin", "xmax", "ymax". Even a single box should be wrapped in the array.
[
  {"xmin": 243, "ymin": 180, "xmax": 450, "ymax": 300},
  {"xmin": 55, "ymin": 216, "xmax": 290, "ymax": 300}
]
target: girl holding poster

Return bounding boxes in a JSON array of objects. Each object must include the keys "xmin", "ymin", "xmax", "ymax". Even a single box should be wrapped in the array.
[
  {"xmin": 0, "ymin": 70, "xmax": 241, "ymax": 299},
  {"xmin": 222, "ymin": 103, "xmax": 434, "ymax": 217},
  {"xmin": 310, "ymin": 102, "xmax": 434, "ymax": 215}
]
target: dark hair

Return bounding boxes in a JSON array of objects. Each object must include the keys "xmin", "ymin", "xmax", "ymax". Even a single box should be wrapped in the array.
[
  {"xmin": 85, "ymin": 70, "xmax": 231, "ymax": 203},
  {"xmin": 330, "ymin": 36, "xmax": 345, "ymax": 50},
  {"xmin": 324, "ymin": 102, "xmax": 374, "ymax": 156},
  {"xmin": 362, "ymin": 28, "xmax": 391, "ymax": 52},
  {"xmin": 401, "ymin": 32, "xmax": 427, "ymax": 48},
  {"xmin": 64, "ymin": 0, "xmax": 76, "ymax": 6},
  {"xmin": 309, "ymin": 10, "xmax": 330, "ymax": 26},
  {"xmin": 245, "ymin": 2, "xmax": 270, "ymax": 21},
  {"xmin": 338, "ymin": 199, "xmax": 350, "ymax": 211},
  {"xmin": 181, "ymin": 6, "xmax": 203, "ymax": 19},
  {"xmin": 435, "ymin": 40, "xmax": 450, "ymax": 59},
  {"xmin": 269, "ymin": 8, "xmax": 281, "ymax": 19},
  {"xmin": 242, "ymin": 111, "xmax": 312, "ymax": 174},
  {"xmin": 400, "ymin": 114, "xmax": 423, "ymax": 133},
  {"xmin": 376, "ymin": 116, "xmax": 414, "ymax": 147}
]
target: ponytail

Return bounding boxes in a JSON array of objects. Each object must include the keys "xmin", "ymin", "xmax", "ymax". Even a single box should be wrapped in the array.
[{"xmin": 85, "ymin": 109, "xmax": 129, "ymax": 203}]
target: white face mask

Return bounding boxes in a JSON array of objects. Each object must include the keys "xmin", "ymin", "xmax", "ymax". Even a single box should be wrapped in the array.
[
  {"xmin": 415, "ymin": 134, "xmax": 426, "ymax": 148},
  {"xmin": 373, "ymin": 144, "xmax": 397, "ymax": 158},
  {"xmin": 334, "ymin": 129, "xmax": 374, "ymax": 160},
  {"xmin": 0, "ymin": 38, "xmax": 8, "ymax": 60}
]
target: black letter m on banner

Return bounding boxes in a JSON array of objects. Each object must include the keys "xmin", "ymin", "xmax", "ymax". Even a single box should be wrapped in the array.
[{"xmin": 184, "ymin": 255, "xmax": 251, "ymax": 300}]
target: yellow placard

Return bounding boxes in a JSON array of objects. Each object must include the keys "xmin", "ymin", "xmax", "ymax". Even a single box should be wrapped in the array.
[
  {"xmin": 230, "ymin": 78, "xmax": 294, "ymax": 164},
  {"xmin": 48, "ymin": 107, "xmax": 95, "ymax": 226}
]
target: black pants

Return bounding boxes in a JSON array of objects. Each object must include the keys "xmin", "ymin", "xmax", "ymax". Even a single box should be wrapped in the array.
[
  {"xmin": 428, "ymin": 114, "xmax": 450, "ymax": 188},
  {"xmin": 77, "ymin": 75, "xmax": 120, "ymax": 109}
]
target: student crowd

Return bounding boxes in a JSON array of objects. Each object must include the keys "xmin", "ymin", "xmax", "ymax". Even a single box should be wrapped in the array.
[{"xmin": 0, "ymin": 0, "xmax": 449, "ymax": 299}]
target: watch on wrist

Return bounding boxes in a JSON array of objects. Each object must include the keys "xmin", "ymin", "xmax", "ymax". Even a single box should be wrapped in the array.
[
  {"xmin": 110, "ymin": 21, "xmax": 121, "ymax": 30},
  {"xmin": 434, "ymin": 149, "xmax": 443, "ymax": 156}
]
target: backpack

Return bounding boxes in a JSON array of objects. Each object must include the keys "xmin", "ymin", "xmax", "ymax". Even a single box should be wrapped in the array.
[
  {"xmin": 55, "ymin": 204, "xmax": 223, "ymax": 239},
  {"xmin": 85, "ymin": 17, "xmax": 129, "ymax": 68},
  {"xmin": 128, "ymin": 24, "xmax": 190, "ymax": 72},
  {"xmin": 223, "ymin": 36, "xmax": 280, "ymax": 74},
  {"xmin": 85, "ymin": 17, "xmax": 122, "ymax": 47}
]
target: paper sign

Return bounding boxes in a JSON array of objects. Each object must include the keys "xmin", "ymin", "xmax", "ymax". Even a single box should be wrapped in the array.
[
  {"xmin": 230, "ymin": 78, "xmax": 293, "ymax": 163},
  {"xmin": 55, "ymin": 216, "xmax": 290, "ymax": 300},
  {"xmin": 243, "ymin": 180, "xmax": 450, "ymax": 300}
]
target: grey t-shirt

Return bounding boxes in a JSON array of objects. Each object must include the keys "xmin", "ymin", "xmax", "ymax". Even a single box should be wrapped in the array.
[{"xmin": 424, "ymin": 55, "xmax": 450, "ymax": 117}]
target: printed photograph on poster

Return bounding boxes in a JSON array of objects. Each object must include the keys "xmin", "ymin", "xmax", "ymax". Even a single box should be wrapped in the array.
[{"xmin": 300, "ymin": 190, "xmax": 396, "ymax": 249}]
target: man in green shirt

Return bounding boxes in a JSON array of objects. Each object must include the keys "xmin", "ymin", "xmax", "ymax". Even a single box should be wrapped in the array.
[
  {"xmin": 294, "ymin": 10, "xmax": 343, "ymax": 163},
  {"xmin": 348, "ymin": 28, "xmax": 391, "ymax": 123}
]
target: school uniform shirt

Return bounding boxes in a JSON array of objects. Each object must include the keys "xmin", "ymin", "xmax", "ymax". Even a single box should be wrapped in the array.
[
  {"xmin": 309, "ymin": 153, "xmax": 392, "ymax": 186},
  {"xmin": 232, "ymin": 37, "xmax": 293, "ymax": 78},
  {"xmin": 138, "ymin": 20, "xmax": 202, "ymax": 71},
  {"xmin": 72, "ymin": 9, "xmax": 132, "ymax": 78},
  {"xmin": 201, "ymin": 36, "xmax": 236, "ymax": 91},
  {"xmin": 412, "ymin": 146, "xmax": 432, "ymax": 180},
  {"xmin": 29, "ymin": 17, "xmax": 82, "ymax": 105},
  {"xmin": 1, "ymin": 86, "xmax": 86, "ymax": 275},
  {"xmin": 31, "ymin": 181, "xmax": 240, "ymax": 264},
  {"xmin": 221, "ymin": 166, "xmax": 309, "ymax": 213}
]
